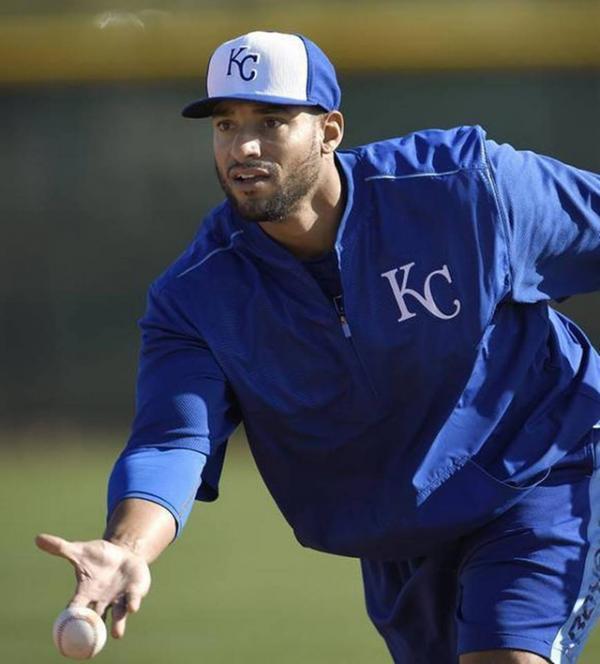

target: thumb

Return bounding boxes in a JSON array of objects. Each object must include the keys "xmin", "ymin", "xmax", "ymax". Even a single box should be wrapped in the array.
[{"xmin": 35, "ymin": 533, "xmax": 77, "ymax": 561}]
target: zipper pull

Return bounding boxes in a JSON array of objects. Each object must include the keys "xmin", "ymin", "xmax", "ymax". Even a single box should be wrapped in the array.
[
  {"xmin": 333, "ymin": 295, "xmax": 352, "ymax": 338},
  {"xmin": 339, "ymin": 314, "xmax": 352, "ymax": 339}
]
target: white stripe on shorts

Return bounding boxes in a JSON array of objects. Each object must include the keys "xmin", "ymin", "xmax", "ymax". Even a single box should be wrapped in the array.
[{"xmin": 550, "ymin": 434, "xmax": 600, "ymax": 663}]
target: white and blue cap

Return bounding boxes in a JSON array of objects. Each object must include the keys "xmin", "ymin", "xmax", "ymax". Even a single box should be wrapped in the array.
[{"xmin": 182, "ymin": 31, "xmax": 341, "ymax": 118}]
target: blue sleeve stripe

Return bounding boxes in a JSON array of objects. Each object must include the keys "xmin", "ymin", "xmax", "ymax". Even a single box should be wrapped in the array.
[
  {"xmin": 127, "ymin": 437, "xmax": 213, "ymax": 455},
  {"xmin": 106, "ymin": 491, "xmax": 183, "ymax": 538},
  {"xmin": 176, "ymin": 230, "xmax": 244, "ymax": 278},
  {"xmin": 365, "ymin": 168, "xmax": 466, "ymax": 181}
]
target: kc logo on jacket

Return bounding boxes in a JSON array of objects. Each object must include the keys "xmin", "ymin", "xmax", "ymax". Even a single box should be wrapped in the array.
[
  {"xmin": 381, "ymin": 262, "xmax": 461, "ymax": 322},
  {"xmin": 227, "ymin": 47, "xmax": 260, "ymax": 82}
]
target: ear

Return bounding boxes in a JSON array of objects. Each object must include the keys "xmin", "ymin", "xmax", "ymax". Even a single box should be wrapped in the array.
[{"xmin": 320, "ymin": 111, "xmax": 344, "ymax": 155}]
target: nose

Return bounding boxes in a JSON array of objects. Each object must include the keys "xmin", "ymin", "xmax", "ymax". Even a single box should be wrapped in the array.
[{"xmin": 231, "ymin": 129, "xmax": 261, "ymax": 162}]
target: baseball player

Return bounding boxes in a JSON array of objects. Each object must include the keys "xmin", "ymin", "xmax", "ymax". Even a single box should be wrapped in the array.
[{"xmin": 37, "ymin": 31, "xmax": 600, "ymax": 663}]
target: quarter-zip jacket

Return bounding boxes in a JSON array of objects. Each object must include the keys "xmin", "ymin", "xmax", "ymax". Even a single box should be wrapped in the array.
[{"xmin": 108, "ymin": 126, "xmax": 600, "ymax": 559}]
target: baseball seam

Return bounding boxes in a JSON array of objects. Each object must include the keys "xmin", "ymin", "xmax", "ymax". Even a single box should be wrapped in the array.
[{"xmin": 57, "ymin": 612, "xmax": 98, "ymax": 658}]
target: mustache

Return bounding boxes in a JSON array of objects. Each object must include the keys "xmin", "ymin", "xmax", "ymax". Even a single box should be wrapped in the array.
[{"xmin": 227, "ymin": 160, "xmax": 277, "ymax": 177}]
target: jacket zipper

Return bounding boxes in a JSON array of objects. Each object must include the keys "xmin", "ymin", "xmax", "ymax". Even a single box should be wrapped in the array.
[
  {"xmin": 332, "ymin": 293, "xmax": 379, "ymax": 398},
  {"xmin": 333, "ymin": 295, "xmax": 352, "ymax": 338},
  {"xmin": 289, "ymin": 254, "xmax": 379, "ymax": 400}
]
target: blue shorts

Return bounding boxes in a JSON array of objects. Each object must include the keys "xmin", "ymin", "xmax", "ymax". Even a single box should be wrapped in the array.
[{"xmin": 361, "ymin": 426, "xmax": 600, "ymax": 663}]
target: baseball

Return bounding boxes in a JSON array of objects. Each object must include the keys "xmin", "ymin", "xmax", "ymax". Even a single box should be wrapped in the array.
[{"xmin": 53, "ymin": 607, "xmax": 107, "ymax": 660}]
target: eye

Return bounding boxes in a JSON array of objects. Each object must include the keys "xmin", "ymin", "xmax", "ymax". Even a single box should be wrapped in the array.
[
  {"xmin": 264, "ymin": 117, "xmax": 283, "ymax": 129},
  {"xmin": 215, "ymin": 119, "xmax": 233, "ymax": 132}
]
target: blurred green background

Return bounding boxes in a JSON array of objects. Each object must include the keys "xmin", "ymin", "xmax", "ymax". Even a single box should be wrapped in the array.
[
  {"xmin": 3, "ymin": 433, "xmax": 600, "ymax": 663},
  {"xmin": 1, "ymin": 433, "xmax": 391, "ymax": 663},
  {"xmin": 1, "ymin": 1, "xmax": 599, "ymax": 662}
]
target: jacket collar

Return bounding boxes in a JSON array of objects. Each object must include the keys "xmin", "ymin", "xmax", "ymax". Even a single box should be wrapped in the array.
[{"xmin": 228, "ymin": 150, "xmax": 358, "ymax": 266}]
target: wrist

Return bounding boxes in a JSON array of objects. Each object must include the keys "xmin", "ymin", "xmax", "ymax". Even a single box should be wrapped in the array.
[
  {"xmin": 104, "ymin": 498, "xmax": 176, "ymax": 564},
  {"xmin": 103, "ymin": 531, "xmax": 147, "ymax": 558}
]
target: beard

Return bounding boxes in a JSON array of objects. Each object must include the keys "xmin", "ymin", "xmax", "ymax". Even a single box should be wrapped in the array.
[{"xmin": 215, "ymin": 136, "xmax": 322, "ymax": 223}]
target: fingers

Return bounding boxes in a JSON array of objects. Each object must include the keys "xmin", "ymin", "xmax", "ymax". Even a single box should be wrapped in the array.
[
  {"xmin": 127, "ymin": 593, "xmax": 142, "ymax": 614},
  {"xmin": 69, "ymin": 592, "xmax": 144, "ymax": 640},
  {"xmin": 68, "ymin": 592, "xmax": 94, "ymax": 609},
  {"xmin": 111, "ymin": 597, "xmax": 129, "ymax": 639},
  {"xmin": 35, "ymin": 533, "xmax": 75, "ymax": 559},
  {"xmin": 37, "ymin": 535, "xmax": 97, "ymax": 612},
  {"xmin": 109, "ymin": 592, "xmax": 143, "ymax": 639},
  {"xmin": 37, "ymin": 535, "xmax": 148, "ymax": 640},
  {"xmin": 91, "ymin": 600, "xmax": 109, "ymax": 620},
  {"xmin": 69, "ymin": 597, "xmax": 113, "ymax": 625}
]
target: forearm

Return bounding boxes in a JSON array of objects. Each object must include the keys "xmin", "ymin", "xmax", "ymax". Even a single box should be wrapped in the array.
[{"xmin": 104, "ymin": 498, "xmax": 176, "ymax": 564}]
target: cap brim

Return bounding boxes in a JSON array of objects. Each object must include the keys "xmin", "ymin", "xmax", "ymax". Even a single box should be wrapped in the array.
[{"xmin": 181, "ymin": 93, "xmax": 325, "ymax": 118}]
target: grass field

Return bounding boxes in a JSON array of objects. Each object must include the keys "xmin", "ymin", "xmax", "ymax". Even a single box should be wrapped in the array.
[{"xmin": 2, "ymin": 431, "xmax": 599, "ymax": 663}]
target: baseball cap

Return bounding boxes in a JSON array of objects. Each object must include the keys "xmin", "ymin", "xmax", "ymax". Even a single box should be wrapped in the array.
[{"xmin": 181, "ymin": 31, "xmax": 341, "ymax": 118}]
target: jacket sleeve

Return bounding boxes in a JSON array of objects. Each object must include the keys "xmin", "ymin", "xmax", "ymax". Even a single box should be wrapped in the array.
[
  {"xmin": 484, "ymin": 139, "xmax": 600, "ymax": 303},
  {"xmin": 107, "ymin": 283, "xmax": 241, "ymax": 535}
]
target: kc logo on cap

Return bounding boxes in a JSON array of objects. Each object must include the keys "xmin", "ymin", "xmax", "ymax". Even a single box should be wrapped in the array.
[
  {"xmin": 182, "ymin": 31, "xmax": 341, "ymax": 118},
  {"xmin": 227, "ymin": 47, "xmax": 261, "ymax": 82}
]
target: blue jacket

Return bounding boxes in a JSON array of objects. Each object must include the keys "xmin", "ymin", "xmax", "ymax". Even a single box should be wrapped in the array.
[{"xmin": 108, "ymin": 126, "xmax": 600, "ymax": 559}]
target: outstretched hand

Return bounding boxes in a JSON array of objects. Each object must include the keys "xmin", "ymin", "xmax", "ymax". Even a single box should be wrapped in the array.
[{"xmin": 35, "ymin": 533, "xmax": 151, "ymax": 639}]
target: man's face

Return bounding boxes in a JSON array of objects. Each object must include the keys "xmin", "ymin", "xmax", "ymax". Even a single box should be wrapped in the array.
[{"xmin": 212, "ymin": 101, "xmax": 324, "ymax": 223}]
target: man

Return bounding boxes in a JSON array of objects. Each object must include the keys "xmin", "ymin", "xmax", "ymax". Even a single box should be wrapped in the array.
[{"xmin": 36, "ymin": 31, "xmax": 600, "ymax": 663}]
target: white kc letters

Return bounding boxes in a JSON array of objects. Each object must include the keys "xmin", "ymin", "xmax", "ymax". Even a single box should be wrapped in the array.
[{"xmin": 381, "ymin": 262, "xmax": 461, "ymax": 322}]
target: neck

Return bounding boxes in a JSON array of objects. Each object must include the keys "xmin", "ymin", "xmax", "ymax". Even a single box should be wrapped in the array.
[{"xmin": 258, "ymin": 157, "xmax": 344, "ymax": 260}]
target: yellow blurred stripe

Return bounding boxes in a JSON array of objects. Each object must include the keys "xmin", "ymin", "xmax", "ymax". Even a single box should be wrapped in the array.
[{"xmin": 1, "ymin": 2, "xmax": 599, "ymax": 84}]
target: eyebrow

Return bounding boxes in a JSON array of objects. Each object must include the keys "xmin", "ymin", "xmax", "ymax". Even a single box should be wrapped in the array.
[
  {"xmin": 255, "ymin": 105, "xmax": 293, "ymax": 115},
  {"xmin": 212, "ymin": 104, "xmax": 294, "ymax": 118}
]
